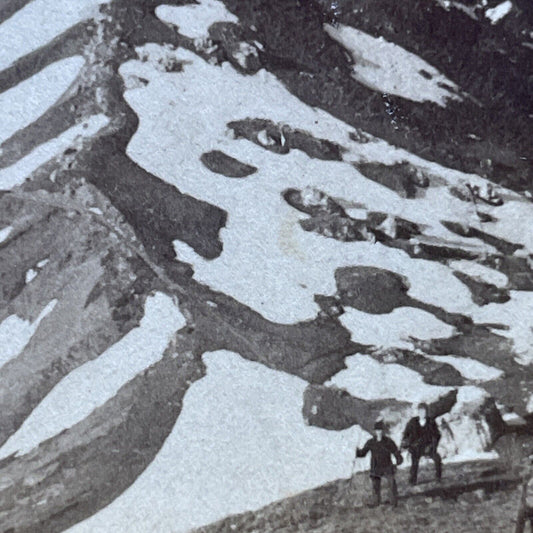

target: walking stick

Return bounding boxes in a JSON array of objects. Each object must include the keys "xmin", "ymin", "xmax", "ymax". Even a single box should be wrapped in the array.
[
  {"xmin": 348, "ymin": 433, "xmax": 363, "ymax": 491},
  {"xmin": 348, "ymin": 454, "xmax": 358, "ymax": 491}
]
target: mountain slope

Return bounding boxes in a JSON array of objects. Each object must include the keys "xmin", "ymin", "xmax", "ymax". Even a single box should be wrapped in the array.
[{"xmin": 0, "ymin": 0, "xmax": 532, "ymax": 531}]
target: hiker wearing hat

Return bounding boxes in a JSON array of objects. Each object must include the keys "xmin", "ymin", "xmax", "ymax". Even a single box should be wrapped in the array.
[
  {"xmin": 356, "ymin": 420, "xmax": 403, "ymax": 507},
  {"xmin": 401, "ymin": 402, "xmax": 442, "ymax": 485}
]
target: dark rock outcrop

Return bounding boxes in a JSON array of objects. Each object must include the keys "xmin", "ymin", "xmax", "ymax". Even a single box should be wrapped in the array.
[
  {"xmin": 302, "ymin": 384, "xmax": 457, "ymax": 432},
  {"xmin": 335, "ymin": 266, "xmax": 411, "ymax": 313},
  {"xmin": 453, "ymin": 271, "xmax": 510, "ymax": 306},
  {"xmin": 355, "ymin": 162, "xmax": 430, "ymax": 198},
  {"xmin": 200, "ymin": 150, "xmax": 258, "ymax": 178},
  {"xmin": 228, "ymin": 118, "xmax": 345, "ymax": 160},
  {"xmin": 370, "ymin": 348, "xmax": 464, "ymax": 387}
]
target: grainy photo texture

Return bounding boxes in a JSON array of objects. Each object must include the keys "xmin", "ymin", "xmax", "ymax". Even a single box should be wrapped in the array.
[{"xmin": 0, "ymin": 0, "xmax": 532, "ymax": 531}]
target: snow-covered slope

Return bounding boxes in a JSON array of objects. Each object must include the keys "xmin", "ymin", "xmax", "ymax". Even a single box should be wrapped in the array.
[{"xmin": 0, "ymin": 0, "xmax": 531, "ymax": 531}]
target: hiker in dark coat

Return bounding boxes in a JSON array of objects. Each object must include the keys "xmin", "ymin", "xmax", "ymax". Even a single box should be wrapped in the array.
[
  {"xmin": 401, "ymin": 402, "xmax": 442, "ymax": 485},
  {"xmin": 356, "ymin": 420, "xmax": 403, "ymax": 507}
]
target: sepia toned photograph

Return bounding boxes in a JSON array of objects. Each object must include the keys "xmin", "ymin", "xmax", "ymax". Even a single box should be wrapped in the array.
[{"xmin": 0, "ymin": 0, "xmax": 532, "ymax": 531}]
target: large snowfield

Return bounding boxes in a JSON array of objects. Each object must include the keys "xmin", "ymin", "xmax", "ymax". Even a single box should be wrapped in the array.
[
  {"xmin": 68, "ymin": 350, "xmax": 365, "ymax": 533},
  {"xmin": 124, "ymin": 47, "xmax": 482, "ymax": 324},
  {"xmin": 0, "ymin": 0, "xmax": 532, "ymax": 530}
]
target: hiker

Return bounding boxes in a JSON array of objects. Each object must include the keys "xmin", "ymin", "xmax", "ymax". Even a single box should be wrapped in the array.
[
  {"xmin": 356, "ymin": 420, "xmax": 403, "ymax": 507},
  {"xmin": 515, "ymin": 454, "xmax": 533, "ymax": 533},
  {"xmin": 401, "ymin": 402, "xmax": 442, "ymax": 485}
]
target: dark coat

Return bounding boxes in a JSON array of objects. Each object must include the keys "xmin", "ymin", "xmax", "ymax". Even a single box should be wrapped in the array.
[
  {"xmin": 401, "ymin": 416, "xmax": 441, "ymax": 455},
  {"xmin": 356, "ymin": 436, "xmax": 403, "ymax": 478}
]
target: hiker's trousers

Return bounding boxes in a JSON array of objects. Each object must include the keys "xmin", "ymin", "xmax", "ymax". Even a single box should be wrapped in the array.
[
  {"xmin": 409, "ymin": 450, "xmax": 442, "ymax": 484},
  {"xmin": 371, "ymin": 474, "xmax": 398, "ymax": 507},
  {"xmin": 515, "ymin": 504, "xmax": 533, "ymax": 533}
]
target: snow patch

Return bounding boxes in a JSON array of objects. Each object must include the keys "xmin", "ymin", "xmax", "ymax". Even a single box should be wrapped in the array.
[
  {"xmin": 439, "ymin": 387, "xmax": 496, "ymax": 460},
  {"xmin": 327, "ymin": 354, "xmax": 451, "ymax": 404},
  {"xmin": 0, "ymin": 226, "xmax": 13, "ymax": 243},
  {"xmin": 0, "ymin": 0, "xmax": 109, "ymax": 71},
  {"xmin": 233, "ymin": 42, "xmax": 258, "ymax": 68},
  {"xmin": 0, "ymin": 56, "xmax": 85, "ymax": 145},
  {"xmin": 448, "ymin": 259, "xmax": 509, "ymax": 287},
  {"xmin": 25, "ymin": 268, "xmax": 38, "ymax": 283},
  {"xmin": 0, "ymin": 300, "xmax": 57, "ymax": 370},
  {"xmin": 0, "ymin": 114, "xmax": 109, "ymax": 190},
  {"xmin": 0, "ymin": 293, "xmax": 185, "ymax": 459},
  {"xmin": 339, "ymin": 307, "xmax": 456, "ymax": 348},
  {"xmin": 485, "ymin": 1, "xmax": 513, "ymax": 23},
  {"xmin": 478, "ymin": 200, "xmax": 533, "ymax": 254},
  {"xmin": 68, "ymin": 350, "xmax": 364, "ymax": 533},
  {"xmin": 429, "ymin": 355, "xmax": 503, "ymax": 381},
  {"xmin": 156, "ymin": 0, "xmax": 238, "ymax": 40},
  {"xmin": 173, "ymin": 238, "xmax": 203, "ymax": 265},
  {"xmin": 469, "ymin": 291, "xmax": 533, "ymax": 364},
  {"xmin": 324, "ymin": 24, "xmax": 462, "ymax": 106},
  {"xmin": 526, "ymin": 395, "xmax": 533, "ymax": 414}
]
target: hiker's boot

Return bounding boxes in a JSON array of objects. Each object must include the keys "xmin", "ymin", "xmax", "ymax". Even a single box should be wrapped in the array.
[{"xmin": 367, "ymin": 498, "xmax": 380, "ymax": 508}]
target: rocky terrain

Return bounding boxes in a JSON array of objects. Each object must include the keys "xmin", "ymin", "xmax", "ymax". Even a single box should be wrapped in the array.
[{"xmin": 0, "ymin": 0, "xmax": 532, "ymax": 531}]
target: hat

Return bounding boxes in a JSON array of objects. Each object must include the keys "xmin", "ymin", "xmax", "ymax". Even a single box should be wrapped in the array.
[
  {"xmin": 418, "ymin": 402, "xmax": 429, "ymax": 412},
  {"xmin": 374, "ymin": 420, "xmax": 384, "ymax": 430}
]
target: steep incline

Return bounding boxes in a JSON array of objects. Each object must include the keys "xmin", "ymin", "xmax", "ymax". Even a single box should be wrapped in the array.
[{"xmin": 0, "ymin": 0, "xmax": 531, "ymax": 531}]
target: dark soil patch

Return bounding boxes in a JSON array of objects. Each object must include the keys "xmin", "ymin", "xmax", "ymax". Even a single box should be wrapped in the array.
[
  {"xmin": 335, "ymin": 266, "xmax": 410, "ymax": 313},
  {"xmin": 355, "ymin": 162, "xmax": 428, "ymax": 198},
  {"xmin": 228, "ymin": 118, "xmax": 346, "ymax": 160},
  {"xmin": 200, "ymin": 150, "xmax": 257, "ymax": 177},
  {"xmin": 79, "ymin": 136, "xmax": 227, "ymax": 261},
  {"xmin": 453, "ymin": 271, "xmax": 510, "ymax": 306},
  {"xmin": 481, "ymin": 255, "xmax": 533, "ymax": 290}
]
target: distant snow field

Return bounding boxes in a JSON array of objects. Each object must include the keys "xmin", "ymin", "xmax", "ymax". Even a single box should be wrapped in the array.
[
  {"xmin": 68, "ymin": 350, "xmax": 364, "ymax": 533},
  {"xmin": 470, "ymin": 291, "xmax": 533, "ymax": 364},
  {"xmin": 0, "ymin": 293, "xmax": 184, "ymax": 459},
  {"xmin": 0, "ymin": 113, "xmax": 109, "ymax": 190},
  {"xmin": 485, "ymin": 1, "xmax": 513, "ymax": 24},
  {"xmin": 339, "ymin": 306, "xmax": 456, "ymax": 348},
  {"xmin": 0, "ymin": 300, "xmax": 57, "ymax": 370},
  {"xmin": 324, "ymin": 23, "xmax": 463, "ymax": 107},
  {"xmin": 0, "ymin": 0, "xmax": 109, "ymax": 71},
  {"xmin": 156, "ymin": 0, "xmax": 238, "ymax": 40},
  {"xmin": 0, "ymin": 226, "xmax": 13, "ymax": 244},
  {"xmin": 429, "ymin": 355, "xmax": 503, "ymax": 381},
  {"xmin": 0, "ymin": 55, "xmax": 85, "ymax": 145}
]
